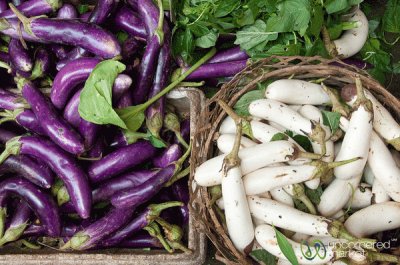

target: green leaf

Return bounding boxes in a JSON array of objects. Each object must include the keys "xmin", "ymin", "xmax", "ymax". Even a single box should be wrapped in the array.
[
  {"xmin": 116, "ymin": 31, "xmax": 129, "ymax": 44},
  {"xmin": 234, "ymin": 20, "xmax": 279, "ymax": 51},
  {"xmin": 274, "ymin": 227, "xmax": 299, "ymax": 265},
  {"xmin": 234, "ymin": 88, "xmax": 265, "ymax": 116},
  {"xmin": 382, "ymin": 0, "xmax": 400, "ymax": 33},
  {"xmin": 285, "ymin": 130, "xmax": 313, "ymax": 152},
  {"xmin": 265, "ymin": 0, "xmax": 311, "ymax": 36},
  {"xmin": 270, "ymin": 132, "xmax": 288, "ymax": 141},
  {"xmin": 324, "ymin": 0, "xmax": 362, "ymax": 14},
  {"xmin": 195, "ymin": 30, "xmax": 218, "ymax": 48},
  {"xmin": 115, "ymin": 105, "xmax": 146, "ymax": 132},
  {"xmin": 77, "ymin": 4, "xmax": 89, "ymax": 14},
  {"xmin": 78, "ymin": 60, "xmax": 127, "ymax": 129},
  {"xmin": 214, "ymin": 0, "xmax": 240, "ymax": 18},
  {"xmin": 172, "ymin": 28, "xmax": 194, "ymax": 63},
  {"xmin": 305, "ymin": 186, "xmax": 323, "ymax": 205},
  {"xmin": 393, "ymin": 61, "xmax": 400, "ymax": 74},
  {"xmin": 148, "ymin": 135, "xmax": 167, "ymax": 148},
  {"xmin": 321, "ymin": 111, "xmax": 341, "ymax": 133},
  {"xmin": 307, "ymin": 4, "xmax": 324, "ymax": 37},
  {"xmin": 250, "ymin": 249, "xmax": 277, "ymax": 265}
]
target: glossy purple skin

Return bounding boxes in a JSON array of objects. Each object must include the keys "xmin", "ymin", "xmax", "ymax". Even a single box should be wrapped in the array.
[
  {"xmin": 0, "ymin": 18, "xmax": 41, "ymax": 42},
  {"xmin": 185, "ymin": 60, "xmax": 247, "ymax": 80},
  {"xmin": 172, "ymin": 178, "xmax": 189, "ymax": 204},
  {"xmin": 116, "ymin": 92, "xmax": 133, "ymax": 108},
  {"xmin": 55, "ymin": 48, "xmax": 90, "ymax": 71},
  {"xmin": 127, "ymin": 0, "xmax": 138, "ymax": 10},
  {"xmin": 88, "ymin": 140, "xmax": 157, "ymax": 183},
  {"xmin": 118, "ymin": 234, "xmax": 162, "ymax": 248},
  {"xmin": 34, "ymin": 47, "xmax": 50, "ymax": 76},
  {"xmin": 18, "ymin": 136, "xmax": 92, "ymax": 219},
  {"xmin": 92, "ymin": 169, "xmax": 158, "ymax": 203},
  {"xmin": 50, "ymin": 45, "xmax": 69, "ymax": 60},
  {"xmin": 101, "ymin": 207, "xmax": 153, "ymax": 247},
  {"xmin": 24, "ymin": 222, "xmax": 81, "ymax": 237},
  {"xmin": 7, "ymin": 200, "xmax": 31, "ymax": 229},
  {"xmin": 79, "ymin": 11, "xmax": 91, "ymax": 21},
  {"xmin": 16, "ymin": 109, "xmax": 46, "ymax": 135},
  {"xmin": 0, "ymin": 50, "xmax": 9, "ymax": 62},
  {"xmin": 70, "ymin": 206, "xmax": 135, "ymax": 250},
  {"xmin": 0, "ymin": 128, "xmax": 17, "ymax": 143},
  {"xmin": 0, "ymin": 0, "xmax": 57, "ymax": 19},
  {"xmin": 0, "ymin": 0, "xmax": 6, "ymax": 12},
  {"xmin": 51, "ymin": 57, "xmax": 100, "ymax": 109},
  {"xmin": 0, "ymin": 89, "xmax": 26, "ymax": 110},
  {"xmin": 152, "ymin": 144, "xmax": 182, "ymax": 168},
  {"xmin": 29, "ymin": 18, "xmax": 121, "ymax": 59},
  {"xmin": 208, "ymin": 46, "xmax": 249, "ymax": 64},
  {"xmin": 0, "ymin": 155, "xmax": 54, "ymax": 188},
  {"xmin": 121, "ymin": 36, "xmax": 140, "ymax": 60},
  {"xmin": 108, "ymin": 130, "xmax": 129, "ymax": 148},
  {"xmin": 9, "ymin": 39, "xmax": 32, "ymax": 72},
  {"xmin": 63, "ymin": 89, "xmax": 100, "ymax": 149},
  {"xmin": 137, "ymin": 0, "xmax": 159, "ymax": 36},
  {"xmin": 114, "ymin": 6, "xmax": 146, "ymax": 40},
  {"xmin": 331, "ymin": 58, "xmax": 373, "ymax": 70},
  {"xmin": 21, "ymin": 80, "xmax": 85, "ymax": 155},
  {"xmin": 132, "ymin": 34, "xmax": 161, "ymax": 104},
  {"xmin": 178, "ymin": 119, "xmax": 190, "ymax": 144},
  {"xmin": 57, "ymin": 4, "xmax": 78, "ymax": 19},
  {"xmin": 113, "ymin": 74, "xmax": 133, "ymax": 102},
  {"xmin": 111, "ymin": 164, "xmax": 175, "ymax": 208},
  {"xmin": 0, "ymin": 177, "xmax": 60, "ymax": 236},
  {"xmin": 86, "ymin": 137, "xmax": 105, "ymax": 159}
]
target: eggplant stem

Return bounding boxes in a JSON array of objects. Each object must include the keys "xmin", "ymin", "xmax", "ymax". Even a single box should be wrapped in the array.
[
  {"xmin": 321, "ymin": 83, "xmax": 351, "ymax": 118},
  {"xmin": 165, "ymin": 166, "xmax": 190, "ymax": 187},
  {"xmin": 291, "ymin": 184, "xmax": 317, "ymax": 215},
  {"xmin": 154, "ymin": 217, "xmax": 183, "ymax": 242},
  {"xmin": 353, "ymin": 77, "xmax": 373, "ymax": 113},
  {"xmin": 327, "ymin": 156, "xmax": 361, "ymax": 169},
  {"xmin": 8, "ymin": 4, "xmax": 32, "ymax": 35},
  {"xmin": 366, "ymin": 250, "xmax": 400, "ymax": 263},
  {"xmin": 0, "ymin": 208, "xmax": 6, "ymax": 239},
  {"xmin": 144, "ymin": 222, "xmax": 172, "ymax": 253},
  {"xmin": 0, "ymin": 61, "xmax": 11, "ymax": 72},
  {"xmin": 178, "ymin": 81, "xmax": 205, "ymax": 87},
  {"xmin": 167, "ymin": 239, "xmax": 192, "ymax": 253},
  {"xmin": 0, "ymin": 223, "xmax": 29, "ymax": 246},
  {"xmin": 175, "ymin": 132, "xmax": 189, "ymax": 149},
  {"xmin": 0, "ymin": 137, "xmax": 21, "ymax": 164},
  {"xmin": 20, "ymin": 239, "xmax": 41, "ymax": 249},
  {"xmin": 149, "ymin": 201, "xmax": 184, "ymax": 219},
  {"xmin": 155, "ymin": 0, "xmax": 164, "ymax": 45}
]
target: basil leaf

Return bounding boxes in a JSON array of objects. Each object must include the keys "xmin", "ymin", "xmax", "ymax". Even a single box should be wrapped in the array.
[
  {"xmin": 321, "ymin": 111, "xmax": 341, "ymax": 133},
  {"xmin": 274, "ymin": 227, "xmax": 299, "ymax": 265},
  {"xmin": 234, "ymin": 88, "xmax": 265, "ymax": 116},
  {"xmin": 382, "ymin": 0, "xmax": 400, "ymax": 33},
  {"xmin": 250, "ymin": 249, "xmax": 277, "ymax": 265},
  {"xmin": 79, "ymin": 60, "xmax": 127, "ymax": 129}
]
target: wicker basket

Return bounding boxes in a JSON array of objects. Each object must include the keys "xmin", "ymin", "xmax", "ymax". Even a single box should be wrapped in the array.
[{"xmin": 189, "ymin": 56, "xmax": 400, "ymax": 264}]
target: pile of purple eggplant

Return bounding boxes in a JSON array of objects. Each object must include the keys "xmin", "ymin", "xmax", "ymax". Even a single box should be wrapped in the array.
[{"xmin": 0, "ymin": 0, "xmax": 194, "ymax": 252}]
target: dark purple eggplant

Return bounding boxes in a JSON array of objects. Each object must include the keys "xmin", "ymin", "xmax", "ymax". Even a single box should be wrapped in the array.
[
  {"xmin": 5, "ymin": 8, "xmax": 121, "ymax": 59},
  {"xmin": 0, "ymin": 177, "xmax": 60, "ymax": 236},
  {"xmin": 0, "ymin": 154, "xmax": 54, "ymax": 188},
  {"xmin": 1, "ymin": 108, "xmax": 46, "ymax": 135},
  {"xmin": 92, "ymin": 169, "xmax": 158, "ymax": 203},
  {"xmin": 51, "ymin": 58, "xmax": 100, "ymax": 109},
  {"xmin": 18, "ymin": 78, "xmax": 85, "ymax": 155},
  {"xmin": 208, "ymin": 46, "xmax": 249, "ymax": 64},
  {"xmin": 330, "ymin": 58, "xmax": 373, "ymax": 70},
  {"xmin": 111, "ymin": 164, "xmax": 175, "ymax": 208},
  {"xmin": 63, "ymin": 88, "xmax": 100, "ymax": 149},
  {"xmin": 0, "ymin": 200, "xmax": 31, "ymax": 245},
  {"xmin": 55, "ymin": 48, "xmax": 89, "ymax": 71},
  {"xmin": 172, "ymin": 178, "xmax": 190, "ymax": 225},
  {"xmin": 57, "ymin": 3, "xmax": 78, "ymax": 19},
  {"xmin": 86, "ymin": 136, "xmax": 105, "ymax": 159},
  {"xmin": 121, "ymin": 36, "xmax": 140, "ymax": 60},
  {"xmin": 146, "ymin": 23, "xmax": 171, "ymax": 138},
  {"xmin": 62, "ymin": 207, "xmax": 135, "ymax": 250},
  {"xmin": 0, "ymin": 18, "xmax": 41, "ymax": 42},
  {"xmin": 101, "ymin": 201, "xmax": 182, "ymax": 247},
  {"xmin": 0, "ymin": 0, "xmax": 62, "ymax": 19},
  {"xmin": 50, "ymin": 44, "xmax": 69, "ymax": 60},
  {"xmin": 183, "ymin": 60, "xmax": 247, "ymax": 80},
  {"xmin": 30, "ymin": 47, "xmax": 50, "ymax": 80},
  {"xmin": 0, "ymin": 128, "xmax": 17, "ymax": 143},
  {"xmin": 24, "ymin": 222, "xmax": 82, "ymax": 238},
  {"xmin": 118, "ymin": 233, "xmax": 163, "ymax": 248},
  {"xmin": 79, "ymin": 11, "xmax": 91, "ymax": 21},
  {"xmin": 116, "ymin": 92, "xmax": 134, "ymax": 108},
  {"xmin": 152, "ymin": 144, "xmax": 182, "ymax": 168},
  {"xmin": 176, "ymin": 119, "xmax": 190, "ymax": 144},
  {"xmin": 0, "ymin": 88, "xmax": 27, "ymax": 110},
  {"xmin": 0, "ymin": 0, "xmax": 6, "ymax": 12},
  {"xmin": 114, "ymin": 6, "xmax": 147, "ymax": 40},
  {"xmin": 112, "ymin": 74, "xmax": 132, "ymax": 103},
  {"xmin": 8, "ymin": 38, "xmax": 32, "ymax": 72},
  {"xmin": 0, "ymin": 136, "xmax": 92, "ymax": 219},
  {"xmin": 88, "ymin": 140, "xmax": 157, "ymax": 183},
  {"xmin": 137, "ymin": 0, "xmax": 159, "ymax": 36},
  {"xmin": 0, "ymin": 50, "xmax": 9, "ymax": 62},
  {"xmin": 107, "ymin": 129, "xmax": 149, "ymax": 148}
]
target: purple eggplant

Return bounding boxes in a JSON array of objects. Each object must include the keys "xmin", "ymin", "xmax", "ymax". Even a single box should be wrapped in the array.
[
  {"xmin": 92, "ymin": 169, "xmax": 158, "ymax": 203},
  {"xmin": 2, "ymin": 10, "xmax": 121, "ymax": 59},
  {"xmin": 0, "ymin": 128, "xmax": 17, "ymax": 143},
  {"xmin": 208, "ymin": 46, "xmax": 249, "ymax": 64},
  {"xmin": 121, "ymin": 36, "xmax": 140, "ymax": 60},
  {"xmin": 19, "ymin": 79, "xmax": 85, "ymax": 155},
  {"xmin": 107, "ymin": 129, "xmax": 148, "ymax": 148},
  {"xmin": 113, "ymin": 74, "xmax": 133, "ymax": 103},
  {"xmin": 0, "ymin": 0, "xmax": 6, "ymax": 12},
  {"xmin": 1, "ymin": 109, "xmax": 46, "ymax": 135},
  {"xmin": 0, "ymin": 200, "xmax": 31, "ymax": 245},
  {"xmin": 24, "ymin": 222, "xmax": 82, "ymax": 238},
  {"xmin": 118, "ymin": 233, "xmax": 163, "ymax": 248},
  {"xmin": 50, "ymin": 44, "xmax": 69, "ymax": 60},
  {"xmin": 111, "ymin": 164, "xmax": 176, "ymax": 208},
  {"xmin": 152, "ymin": 144, "xmax": 182, "ymax": 168},
  {"xmin": 30, "ymin": 47, "xmax": 50, "ymax": 80},
  {"xmin": 330, "ymin": 58, "xmax": 373, "ymax": 70},
  {"xmin": 12, "ymin": 0, "xmax": 24, "ymax": 6},
  {"xmin": 88, "ymin": 140, "xmax": 157, "ymax": 183},
  {"xmin": 172, "ymin": 178, "xmax": 190, "ymax": 225},
  {"xmin": 0, "ymin": 50, "xmax": 9, "ymax": 62},
  {"xmin": 0, "ymin": 88, "xmax": 27, "ymax": 110},
  {"xmin": 8, "ymin": 38, "xmax": 32, "ymax": 72},
  {"xmin": 101, "ymin": 201, "xmax": 182, "ymax": 247},
  {"xmin": 176, "ymin": 119, "xmax": 190, "ymax": 144},
  {"xmin": 0, "ymin": 154, "xmax": 54, "ymax": 188},
  {"xmin": 116, "ymin": 92, "xmax": 134, "ymax": 108},
  {"xmin": 79, "ymin": 11, "xmax": 91, "ymax": 21},
  {"xmin": 86, "ymin": 136, "xmax": 105, "ymax": 159},
  {"xmin": 0, "ymin": 0, "xmax": 62, "ymax": 19},
  {"xmin": 114, "ymin": 6, "xmax": 147, "ymax": 40},
  {"xmin": 63, "ymin": 88, "xmax": 100, "ymax": 149},
  {"xmin": 0, "ymin": 18, "xmax": 41, "ymax": 42},
  {"xmin": 0, "ymin": 136, "xmax": 92, "ymax": 219},
  {"xmin": 146, "ymin": 24, "xmax": 171, "ymax": 138},
  {"xmin": 0, "ymin": 177, "xmax": 60, "ymax": 236},
  {"xmin": 55, "ymin": 48, "xmax": 89, "ymax": 71},
  {"xmin": 51, "ymin": 58, "xmax": 100, "ymax": 109},
  {"xmin": 57, "ymin": 3, "xmax": 78, "ymax": 19},
  {"xmin": 62, "ymin": 207, "xmax": 135, "ymax": 250},
  {"xmin": 183, "ymin": 60, "xmax": 247, "ymax": 80}
]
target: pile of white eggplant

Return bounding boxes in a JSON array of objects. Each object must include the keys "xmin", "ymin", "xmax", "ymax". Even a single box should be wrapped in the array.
[{"xmin": 194, "ymin": 78, "xmax": 400, "ymax": 264}]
